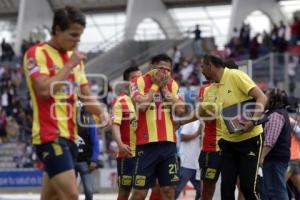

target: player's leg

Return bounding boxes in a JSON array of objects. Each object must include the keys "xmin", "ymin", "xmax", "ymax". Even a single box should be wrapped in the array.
[
  {"xmin": 199, "ymin": 151, "xmax": 221, "ymax": 200},
  {"xmin": 157, "ymin": 142, "xmax": 179, "ymax": 200},
  {"xmin": 131, "ymin": 143, "xmax": 158, "ymax": 200},
  {"xmin": 117, "ymin": 157, "xmax": 136, "ymax": 200},
  {"xmin": 36, "ymin": 138, "xmax": 79, "ymax": 200}
]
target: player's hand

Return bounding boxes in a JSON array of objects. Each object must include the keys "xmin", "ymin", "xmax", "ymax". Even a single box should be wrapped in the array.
[
  {"xmin": 152, "ymin": 71, "xmax": 161, "ymax": 86},
  {"xmin": 100, "ymin": 112, "xmax": 112, "ymax": 127},
  {"xmin": 119, "ymin": 143, "xmax": 132, "ymax": 158},
  {"xmin": 173, "ymin": 121, "xmax": 182, "ymax": 130},
  {"xmin": 161, "ymin": 86, "xmax": 173, "ymax": 101},
  {"xmin": 240, "ymin": 120, "xmax": 255, "ymax": 132},
  {"xmin": 66, "ymin": 50, "xmax": 86, "ymax": 68},
  {"xmin": 89, "ymin": 161, "xmax": 98, "ymax": 171}
]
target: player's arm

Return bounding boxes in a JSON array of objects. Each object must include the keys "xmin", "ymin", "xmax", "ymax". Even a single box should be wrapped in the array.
[
  {"xmin": 232, "ymin": 71, "xmax": 268, "ymax": 131},
  {"xmin": 161, "ymin": 86, "xmax": 185, "ymax": 116},
  {"xmin": 111, "ymin": 124, "xmax": 132, "ymax": 157},
  {"xmin": 130, "ymin": 77, "xmax": 158, "ymax": 112},
  {"xmin": 132, "ymin": 89, "xmax": 158, "ymax": 112},
  {"xmin": 248, "ymin": 86, "xmax": 268, "ymax": 120},
  {"xmin": 88, "ymin": 117, "xmax": 100, "ymax": 171},
  {"xmin": 175, "ymin": 102, "xmax": 211, "ymax": 129},
  {"xmin": 31, "ymin": 51, "xmax": 85, "ymax": 99},
  {"xmin": 111, "ymin": 99, "xmax": 132, "ymax": 157},
  {"xmin": 181, "ymin": 123, "xmax": 203, "ymax": 142},
  {"xmin": 80, "ymin": 85, "xmax": 111, "ymax": 127}
]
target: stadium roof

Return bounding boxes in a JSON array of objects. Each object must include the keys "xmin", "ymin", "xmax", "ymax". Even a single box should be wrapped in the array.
[{"xmin": 0, "ymin": 0, "xmax": 231, "ymax": 16}]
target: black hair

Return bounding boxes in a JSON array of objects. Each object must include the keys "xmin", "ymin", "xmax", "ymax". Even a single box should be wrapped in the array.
[
  {"xmin": 224, "ymin": 59, "xmax": 239, "ymax": 69},
  {"xmin": 52, "ymin": 6, "xmax": 86, "ymax": 35},
  {"xmin": 267, "ymin": 88, "xmax": 288, "ymax": 110},
  {"xmin": 202, "ymin": 54, "xmax": 223, "ymax": 68},
  {"xmin": 150, "ymin": 54, "xmax": 173, "ymax": 67},
  {"xmin": 123, "ymin": 66, "xmax": 140, "ymax": 81}
]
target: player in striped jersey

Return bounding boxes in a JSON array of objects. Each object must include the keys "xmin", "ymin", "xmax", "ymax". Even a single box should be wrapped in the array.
[
  {"xmin": 112, "ymin": 66, "xmax": 142, "ymax": 200},
  {"xmin": 23, "ymin": 6, "xmax": 110, "ymax": 200},
  {"xmin": 129, "ymin": 54, "xmax": 185, "ymax": 200},
  {"xmin": 198, "ymin": 82, "xmax": 222, "ymax": 200}
]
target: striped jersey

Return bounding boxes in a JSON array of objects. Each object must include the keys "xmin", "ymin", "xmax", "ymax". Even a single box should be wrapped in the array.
[
  {"xmin": 112, "ymin": 93, "xmax": 137, "ymax": 157},
  {"xmin": 130, "ymin": 72, "xmax": 179, "ymax": 145},
  {"xmin": 23, "ymin": 43, "xmax": 88, "ymax": 145},
  {"xmin": 199, "ymin": 83, "xmax": 222, "ymax": 152}
]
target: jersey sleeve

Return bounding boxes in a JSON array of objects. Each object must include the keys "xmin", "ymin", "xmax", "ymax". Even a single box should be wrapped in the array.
[
  {"xmin": 130, "ymin": 76, "xmax": 144, "ymax": 98},
  {"xmin": 232, "ymin": 69, "xmax": 256, "ymax": 95},
  {"xmin": 171, "ymin": 80, "xmax": 180, "ymax": 99},
  {"xmin": 112, "ymin": 99, "xmax": 123, "ymax": 125},
  {"xmin": 24, "ymin": 47, "xmax": 49, "ymax": 79},
  {"xmin": 201, "ymin": 89, "xmax": 217, "ymax": 114},
  {"xmin": 79, "ymin": 62, "xmax": 89, "ymax": 87}
]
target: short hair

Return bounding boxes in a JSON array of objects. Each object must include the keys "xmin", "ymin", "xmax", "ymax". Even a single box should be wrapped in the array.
[
  {"xmin": 266, "ymin": 88, "xmax": 288, "ymax": 110},
  {"xmin": 150, "ymin": 54, "xmax": 173, "ymax": 67},
  {"xmin": 123, "ymin": 66, "xmax": 140, "ymax": 81},
  {"xmin": 52, "ymin": 6, "xmax": 86, "ymax": 35},
  {"xmin": 202, "ymin": 54, "xmax": 223, "ymax": 68}
]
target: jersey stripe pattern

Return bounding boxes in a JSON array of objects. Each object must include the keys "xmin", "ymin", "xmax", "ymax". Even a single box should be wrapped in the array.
[
  {"xmin": 23, "ymin": 43, "xmax": 88, "ymax": 145},
  {"xmin": 131, "ymin": 73, "xmax": 179, "ymax": 145},
  {"xmin": 112, "ymin": 94, "xmax": 137, "ymax": 157}
]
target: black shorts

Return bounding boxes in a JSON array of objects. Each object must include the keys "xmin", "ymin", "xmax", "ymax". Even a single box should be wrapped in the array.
[
  {"xmin": 133, "ymin": 142, "xmax": 179, "ymax": 189},
  {"xmin": 35, "ymin": 137, "xmax": 78, "ymax": 178},
  {"xmin": 117, "ymin": 157, "xmax": 136, "ymax": 189},
  {"xmin": 199, "ymin": 151, "xmax": 221, "ymax": 183}
]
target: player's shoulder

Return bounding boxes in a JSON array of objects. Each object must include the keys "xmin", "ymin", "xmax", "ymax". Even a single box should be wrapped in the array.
[{"xmin": 27, "ymin": 42, "xmax": 46, "ymax": 53}]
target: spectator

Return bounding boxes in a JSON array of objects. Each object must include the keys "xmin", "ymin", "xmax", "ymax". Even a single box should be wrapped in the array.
[
  {"xmin": 192, "ymin": 24, "xmax": 203, "ymax": 57},
  {"xmin": 290, "ymin": 16, "xmax": 300, "ymax": 45},
  {"xmin": 260, "ymin": 88, "xmax": 292, "ymax": 200},
  {"xmin": 175, "ymin": 120, "xmax": 202, "ymax": 200},
  {"xmin": 172, "ymin": 46, "xmax": 182, "ymax": 66},
  {"xmin": 0, "ymin": 108, "xmax": 7, "ymax": 143},
  {"xmin": 250, "ymin": 33, "xmax": 260, "ymax": 59},
  {"xmin": 287, "ymin": 55, "xmax": 298, "ymax": 96}
]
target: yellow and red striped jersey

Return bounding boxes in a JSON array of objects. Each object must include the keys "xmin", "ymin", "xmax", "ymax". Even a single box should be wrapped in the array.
[
  {"xmin": 130, "ymin": 73, "xmax": 180, "ymax": 145},
  {"xmin": 23, "ymin": 43, "xmax": 88, "ymax": 145},
  {"xmin": 199, "ymin": 83, "xmax": 222, "ymax": 152},
  {"xmin": 112, "ymin": 93, "xmax": 137, "ymax": 157}
]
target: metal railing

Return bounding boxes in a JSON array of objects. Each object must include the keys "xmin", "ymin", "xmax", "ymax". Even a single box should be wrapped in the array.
[
  {"xmin": 82, "ymin": 24, "xmax": 214, "ymax": 56},
  {"xmin": 241, "ymin": 52, "xmax": 300, "ymax": 96}
]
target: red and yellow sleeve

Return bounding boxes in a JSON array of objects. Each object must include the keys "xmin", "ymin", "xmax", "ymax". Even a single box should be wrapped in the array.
[
  {"xmin": 24, "ymin": 47, "xmax": 49, "ymax": 79},
  {"xmin": 79, "ymin": 62, "xmax": 88, "ymax": 87},
  {"xmin": 171, "ymin": 80, "xmax": 180, "ymax": 99},
  {"xmin": 130, "ymin": 76, "xmax": 144, "ymax": 98},
  {"xmin": 112, "ymin": 99, "xmax": 123, "ymax": 125}
]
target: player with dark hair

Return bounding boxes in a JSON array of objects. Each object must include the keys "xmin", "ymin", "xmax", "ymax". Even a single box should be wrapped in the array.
[
  {"xmin": 23, "ymin": 6, "xmax": 110, "ymax": 200},
  {"xmin": 130, "ymin": 54, "xmax": 185, "ymax": 200},
  {"xmin": 112, "ymin": 66, "xmax": 142, "ymax": 200}
]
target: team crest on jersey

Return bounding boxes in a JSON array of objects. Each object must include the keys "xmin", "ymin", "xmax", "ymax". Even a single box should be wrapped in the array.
[{"xmin": 27, "ymin": 57, "xmax": 40, "ymax": 75}]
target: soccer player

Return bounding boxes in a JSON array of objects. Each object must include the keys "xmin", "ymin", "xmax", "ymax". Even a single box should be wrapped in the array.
[
  {"xmin": 112, "ymin": 66, "xmax": 142, "ymax": 200},
  {"xmin": 129, "ymin": 54, "xmax": 185, "ymax": 200},
  {"xmin": 197, "ymin": 82, "xmax": 222, "ymax": 200},
  {"xmin": 23, "ymin": 6, "xmax": 110, "ymax": 200}
]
